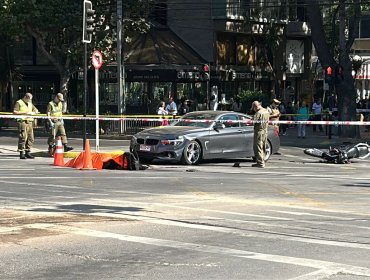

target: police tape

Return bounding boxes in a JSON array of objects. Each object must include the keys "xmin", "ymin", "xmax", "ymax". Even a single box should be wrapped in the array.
[{"xmin": 1, "ymin": 114, "xmax": 370, "ymax": 126}]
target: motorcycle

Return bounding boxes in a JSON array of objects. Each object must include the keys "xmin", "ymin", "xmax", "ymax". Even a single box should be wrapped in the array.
[{"xmin": 304, "ymin": 142, "xmax": 370, "ymax": 164}]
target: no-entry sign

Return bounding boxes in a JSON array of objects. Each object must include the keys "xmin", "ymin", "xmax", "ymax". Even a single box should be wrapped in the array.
[{"xmin": 92, "ymin": 50, "xmax": 103, "ymax": 69}]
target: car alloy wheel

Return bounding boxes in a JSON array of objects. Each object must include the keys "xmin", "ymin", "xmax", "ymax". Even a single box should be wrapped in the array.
[
  {"xmin": 265, "ymin": 141, "xmax": 272, "ymax": 161},
  {"xmin": 181, "ymin": 140, "xmax": 202, "ymax": 165}
]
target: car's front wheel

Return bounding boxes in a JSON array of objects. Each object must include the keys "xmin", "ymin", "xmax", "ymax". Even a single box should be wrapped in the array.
[
  {"xmin": 181, "ymin": 140, "xmax": 202, "ymax": 165},
  {"xmin": 264, "ymin": 141, "xmax": 272, "ymax": 161}
]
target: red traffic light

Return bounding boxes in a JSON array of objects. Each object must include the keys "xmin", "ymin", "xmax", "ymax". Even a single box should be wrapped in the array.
[
  {"xmin": 202, "ymin": 64, "xmax": 209, "ymax": 72},
  {"xmin": 326, "ymin": 66, "xmax": 333, "ymax": 76}
]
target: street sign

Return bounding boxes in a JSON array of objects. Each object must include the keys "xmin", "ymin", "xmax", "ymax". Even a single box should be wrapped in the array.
[
  {"xmin": 92, "ymin": 50, "xmax": 103, "ymax": 69},
  {"xmin": 92, "ymin": 50, "xmax": 103, "ymax": 151}
]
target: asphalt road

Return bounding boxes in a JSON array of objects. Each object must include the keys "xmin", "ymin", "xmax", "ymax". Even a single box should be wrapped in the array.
[{"xmin": 1, "ymin": 136, "xmax": 370, "ymax": 279}]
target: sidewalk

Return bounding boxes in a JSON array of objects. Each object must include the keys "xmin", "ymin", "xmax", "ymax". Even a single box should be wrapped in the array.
[{"xmin": 280, "ymin": 125, "xmax": 370, "ymax": 149}]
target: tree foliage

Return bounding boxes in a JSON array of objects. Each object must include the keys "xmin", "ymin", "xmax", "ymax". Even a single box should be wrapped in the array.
[
  {"xmin": 0, "ymin": 0, "xmax": 153, "ymax": 96},
  {"xmin": 305, "ymin": 0, "xmax": 363, "ymax": 137}
]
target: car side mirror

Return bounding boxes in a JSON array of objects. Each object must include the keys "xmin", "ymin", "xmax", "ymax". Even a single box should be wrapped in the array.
[{"xmin": 214, "ymin": 122, "xmax": 226, "ymax": 130}]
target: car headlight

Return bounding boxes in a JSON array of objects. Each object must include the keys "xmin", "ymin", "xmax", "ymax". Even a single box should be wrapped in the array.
[{"xmin": 160, "ymin": 136, "xmax": 184, "ymax": 146}]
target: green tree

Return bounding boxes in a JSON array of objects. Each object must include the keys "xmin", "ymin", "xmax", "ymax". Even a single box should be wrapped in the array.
[
  {"xmin": 0, "ymin": 0, "xmax": 152, "ymax": 98},
  {"xmin": 305, "ymin": 0, "xmax": 363, "ymax": 137}
]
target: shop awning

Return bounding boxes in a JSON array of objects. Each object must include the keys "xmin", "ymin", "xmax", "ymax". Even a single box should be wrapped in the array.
[{"xmin": 124, "ymin": 26, "xmax": 205, "ymax": 66}]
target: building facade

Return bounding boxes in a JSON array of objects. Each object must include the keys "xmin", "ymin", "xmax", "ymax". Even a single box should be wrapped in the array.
[{"xmin": 2, "ymin": 0, "xmax": 313, "ymax": 115}]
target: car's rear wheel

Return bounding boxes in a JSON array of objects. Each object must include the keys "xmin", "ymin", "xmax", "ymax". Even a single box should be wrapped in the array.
[
  {"xmin": 264, "ymin": 141, "xmax": 272, "ymax": 161},
  {"xmin": 181, "ymin": 140, "xmax": 202, "ymax": 165}
]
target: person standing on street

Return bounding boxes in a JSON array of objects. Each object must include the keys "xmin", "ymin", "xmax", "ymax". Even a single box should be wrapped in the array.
[
  {"xmin": 13, "ymin": 92, "xmax": 40, "ymax": 159},
  {"xmin": 267, "ymin": 99, "xmax": 281, "ymax": 134},
  {"xmin": 157, "ymin": 101, "xmax": 169, "ymax": 126},
  {"xmin": 166, "ymin": 96, "xmax": 177, "ymax": 118},
  {"xmin": 297, "ymin": 101, "xmax": 310, "ymax": 138},
  {"xmin": 251, "ymin": 101, "xmax": 270, "ymax": 168},
  {"xmin": 46, "ymin": 93, "xmax": 73, "ymax": 153},
  {"xmin": 312, "ymin": 98, "xmax": 323, "ymax": 132}
]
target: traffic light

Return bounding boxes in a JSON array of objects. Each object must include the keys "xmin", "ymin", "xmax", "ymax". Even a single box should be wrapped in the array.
[
  {"xmin": 201, "ymin": 64, "xmax": 210, "ymax": 81},
  {"xmin": 325, "ymin": 66, "xmax": 334, "ymax": 85},
  {"xmin": 82, "ymin": 0, "xmax": 95, "ymax": 43}
]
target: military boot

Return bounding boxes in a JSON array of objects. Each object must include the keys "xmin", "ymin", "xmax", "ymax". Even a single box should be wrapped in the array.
[
  {"xmin": 20, "ymin": 151, "xmax": 26, "ymax": 159},
  {"xmin": 63, "ymin": 144, "xmax": 74, "ymax": 152},
  {"xmin": 25, "ymin": 151, "xmax": 35, "ymax": 159}
]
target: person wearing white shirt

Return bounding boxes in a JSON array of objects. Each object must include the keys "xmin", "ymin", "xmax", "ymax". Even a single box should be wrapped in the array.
[
  {"xmin": 312, "ymin": 98, "xmax": 323, "ymax": 132},
  {"xmin": 157, "ymin": 101, "xmax": 168, "ymax": 116},
  {"xmin": 167, "ymin": 97, "xmax": 177, "ymax": 118}
]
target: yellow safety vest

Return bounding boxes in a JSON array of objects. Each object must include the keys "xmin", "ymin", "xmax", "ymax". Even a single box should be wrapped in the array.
[
  {"xmin": 48, "ymin": 101, "xmax": 63, "ymax": 117},
  {"xmin": 16, "ymin": 99, "xmax": 34, "ymax": 122}
]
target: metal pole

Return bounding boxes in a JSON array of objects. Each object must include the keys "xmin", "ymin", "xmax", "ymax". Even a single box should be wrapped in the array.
[
  {"xmin": 206, "ymin": 81, "xmax": 210, "ymax": 110},
  {"xmin": 83, "ymin": 43, "xmax": 88, "ymax": 149},
  {"xmin": 117, "ymin": 0, "xmax": 125, "ymax": 133},
  {"xmin": 95, "ymin": 68, "xmax": 100, "ymax": 151}
]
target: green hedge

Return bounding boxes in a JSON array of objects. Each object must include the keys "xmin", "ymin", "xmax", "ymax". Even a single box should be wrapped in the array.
[{"xmin": 238, "ymin": 90, "xmax": 271, "ymax": 113}]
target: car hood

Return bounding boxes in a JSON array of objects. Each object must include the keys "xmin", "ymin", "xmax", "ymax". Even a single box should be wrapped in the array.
[{"xmin": 136, "ymin": 126, "xmax": 208, "ymax": 137}]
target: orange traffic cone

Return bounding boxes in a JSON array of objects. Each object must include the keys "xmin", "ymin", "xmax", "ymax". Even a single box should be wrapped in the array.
[
  {"xmin": 80, "ymin": 139, "xmax": 95, "ymax": 170},
  {"xmin": 53, "ymin": 137, "xmax": 65, "ymax": 166}
]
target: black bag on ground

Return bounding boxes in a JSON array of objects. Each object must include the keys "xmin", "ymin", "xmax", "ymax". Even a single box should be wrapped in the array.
[{"xmin": 103, "ymin": 159, "xmax": 123, "ymax": 170}]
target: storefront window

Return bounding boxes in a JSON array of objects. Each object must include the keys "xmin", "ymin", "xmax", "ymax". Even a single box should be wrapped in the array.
[
  {"xmin": 218, "ymin": 82, "xmax": 238, "ymax": 100},
  {"xmin": 101, "ymin": 83, "xmax": 119, "ymax": 106},
  {"xmin": 152, "ymin": 82, "xmax": 172, "ymax": 101},
  {"xmin": 125, "ymin": 82, "xmax": 150, "ymax": 114},
  {"xmin": 216, "ymin": 34, "xmax": 236, "ymax": 65},
  {"xmin": 236, "ymin": 37, "xmax": 254, "ymax": 66}
]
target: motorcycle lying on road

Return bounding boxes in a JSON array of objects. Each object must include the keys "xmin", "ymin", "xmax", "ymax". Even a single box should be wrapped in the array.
[{"xmin": 304, "ymin": 142, "xmax": 370, "ymax": 164}]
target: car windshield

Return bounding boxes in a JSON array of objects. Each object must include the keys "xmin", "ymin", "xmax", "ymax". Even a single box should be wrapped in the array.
[{"xmin": 172, "ymin": 113, "xmax": 216, "ymax": 128}]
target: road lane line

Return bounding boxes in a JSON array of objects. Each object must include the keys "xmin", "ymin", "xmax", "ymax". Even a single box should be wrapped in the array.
[
  {"xmin": 26, "ymin": 223, "xmax": 370, "ymax": 278},
  {"xmin": 268, "ymin": 210, "xmax": 355, "ymax": 221},
  {"xmin": 287, "ymin": 268, "xmax": 341, "ymax": 280}
]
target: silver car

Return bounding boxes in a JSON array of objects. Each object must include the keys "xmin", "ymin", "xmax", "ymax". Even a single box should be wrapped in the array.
[{"xmin": 130, "ymin": 111, "xmax": 280, "ymax": 165}]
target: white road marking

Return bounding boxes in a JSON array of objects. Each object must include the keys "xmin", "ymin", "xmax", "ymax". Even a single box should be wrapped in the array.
[
  {"xmin": 27, "ymin": 223, "xmax": 370, "ymax": 278},
  {"xmin": 203, "ymin": 214, "xmax": 370, "ymax": 231},
  {"xmin": 287, "ymin": 268, "xmax": 342, "ymax": 280},
  {"xmin": 0, "ymin": 180, "xmax": 84, "ymax": 189},
  {"xmin": 0, "ymin": 168, "xmax": 35, "ymax": 170},
  {"xmin": 268, "ymin": 210, "xmax": 355, "ymax": 221}
]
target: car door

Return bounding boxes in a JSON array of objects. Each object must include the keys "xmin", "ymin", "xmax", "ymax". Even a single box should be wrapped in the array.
[
  {"xmin": 238, "ymin": 114, "xmax": 254, "ymax": 156},
  {"xmin": 208, "ymin": 113, "xmax": 247, "ymax": 157}
]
